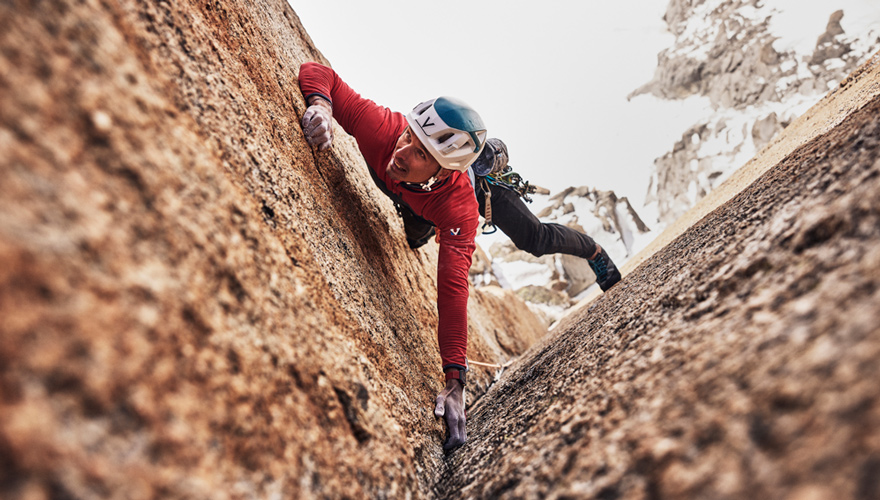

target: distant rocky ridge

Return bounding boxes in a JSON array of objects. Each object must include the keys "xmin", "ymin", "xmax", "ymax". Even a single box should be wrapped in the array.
[
  {"xmin": 630, "ymin": 0, "xmax": 880, "ymax": 225},
  {"xmin": 469, "ymin": 1, "xmax": 880, "ymax": 325}
]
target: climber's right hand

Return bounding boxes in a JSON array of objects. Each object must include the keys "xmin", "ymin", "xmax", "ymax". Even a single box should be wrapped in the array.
[
  {"xmin": 434, "ymin": 379, "xmax": 466, "ymax": 451},
  {"xmin": 301, "ymin": 98, "xmax": 333, "ymax": 151}
]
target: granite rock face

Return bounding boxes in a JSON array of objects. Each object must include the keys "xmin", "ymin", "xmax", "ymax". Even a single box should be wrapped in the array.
[
  {"xmin": 4, "ymin": 1, "xmax": 879, "ymax": 498},
  {"xmin": 0, "ymin": 1, "xmax": 544, "ymax": 498}
]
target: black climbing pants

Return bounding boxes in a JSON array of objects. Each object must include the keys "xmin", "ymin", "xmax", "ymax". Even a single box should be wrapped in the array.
[
  {"xmin": 475, "ymin": 181, "xmax": 598, "ymax": 260},
  {"xmin": 369, "ymin": 165, "xmax": 599, "ymax": 257}
]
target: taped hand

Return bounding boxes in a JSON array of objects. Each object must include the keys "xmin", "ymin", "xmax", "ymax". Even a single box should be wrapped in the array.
[
  {"xmin": 434, "ymin": 379, "xmax": 466, "ymax": 451},
  {"xmin": 301, "ymin": 100, "xmax": 333, "ymax": 151}
]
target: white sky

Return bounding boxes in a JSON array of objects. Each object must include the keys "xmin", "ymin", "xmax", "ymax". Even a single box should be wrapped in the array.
[
  {"xmin": 288, "ymin": 1, "xmax": 879, "ymax": 217},
  {"xmin": 289, "ymin": 1, "xmax": 682, "ymax": 208}
]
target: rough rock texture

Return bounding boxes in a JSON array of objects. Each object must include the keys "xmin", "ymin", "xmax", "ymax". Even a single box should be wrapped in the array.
[
  {"xmin": 438, "ymin": 62, "xmax": 880, "ymax": 499},
  {"xmin": 634, "ymin": 0, "xmax": 880, "ymax": 225},
  {"xmin": 0, "ymin": 1, "xmax": 545, "ymax": 498},
  {"xmin": 5, "ymin": 1, "xmax": 880, "ymax": 498}
]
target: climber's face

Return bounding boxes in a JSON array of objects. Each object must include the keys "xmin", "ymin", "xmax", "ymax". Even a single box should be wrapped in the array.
[{"xmin": 387, "ymin": 127, "xmax": 443, "ymax": 183}]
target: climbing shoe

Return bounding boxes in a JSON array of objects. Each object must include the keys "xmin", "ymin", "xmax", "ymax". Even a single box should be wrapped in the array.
[{"xmin": 588, "ymin": 246, "xmax": 621, "ymax": 292}]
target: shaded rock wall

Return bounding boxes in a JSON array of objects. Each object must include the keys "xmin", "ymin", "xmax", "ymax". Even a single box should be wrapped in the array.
[
  {"xmin": 439, "ymin": 61, "xmax": 880, "ymax": 499},
  {"xmin": 0, "ymin": 1, "xmax": 544, "ymax": 498}
]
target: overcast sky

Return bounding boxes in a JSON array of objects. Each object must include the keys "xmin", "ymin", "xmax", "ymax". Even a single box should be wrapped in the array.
[
  {"xmin": 288, "ymin": 1, "xmax": 879, "ymax": 217},
  {"xmin": 289, "ymin": 1, "xmax": 685, "ymax": 207}
]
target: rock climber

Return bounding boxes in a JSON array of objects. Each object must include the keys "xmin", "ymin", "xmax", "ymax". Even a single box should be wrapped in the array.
[
  {"xmin": 298, "ymin": 62, "xmax": 480, "ymax": 451},
  {"xmin": 297, "ymin": 62, "xmax": 622, "ymax": 451}
]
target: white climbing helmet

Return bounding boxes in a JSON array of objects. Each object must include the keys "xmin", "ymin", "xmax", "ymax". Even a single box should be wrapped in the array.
[{"xmin": 406, "ymin": 96, "xmax": 488, "ymax": 172}]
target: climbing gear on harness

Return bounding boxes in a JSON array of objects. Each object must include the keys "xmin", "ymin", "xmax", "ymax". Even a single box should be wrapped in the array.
[
  {"xmin": 474, "ymin": 138, "xmax": 540, "ymax": 234},
  {"xmin": 478, "ymin": 177, "xmax": 498, "ymax": 234},
  {"xmin": 587, "ymin": 245, "xmax": 622, "ymax": 292},
  {"xmin": 486, "ymin": 168, "xmax": 539, "ymax": 202},
  {"xmin": 472, "ymin": 138, "xmax": 538, "ymax": 202},
  {"xmin": 407, "ymin": 97, "xmax": 487, "ymax": 172},
  {"xmin": 479, "ymin": 169, "xmax": 540, "ymax": 234}
]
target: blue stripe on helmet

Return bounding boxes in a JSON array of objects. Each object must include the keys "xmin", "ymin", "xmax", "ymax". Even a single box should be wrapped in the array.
[{"xmin": 433, "ymin": 97, "xmax": 486, "ymax": 137}]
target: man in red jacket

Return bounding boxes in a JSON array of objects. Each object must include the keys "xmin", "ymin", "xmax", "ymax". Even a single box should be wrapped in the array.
[{"xmin": 298, "ymin": 62, "xmax": 483, "ymax": 451}]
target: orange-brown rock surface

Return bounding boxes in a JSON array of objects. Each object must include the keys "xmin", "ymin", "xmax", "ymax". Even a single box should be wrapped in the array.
[
  {"xmin": 0, "ymin": 1, "xmax": 544, "ymax": 498},
  {"xmin": 3, "ymin": 1, "xmax": 880, "ymax": 498}
]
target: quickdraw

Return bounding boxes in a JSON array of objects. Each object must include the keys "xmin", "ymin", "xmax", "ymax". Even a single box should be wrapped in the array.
[{"xmin": 479, "ymin": 177, "xmax": 496, "ymax": 234}]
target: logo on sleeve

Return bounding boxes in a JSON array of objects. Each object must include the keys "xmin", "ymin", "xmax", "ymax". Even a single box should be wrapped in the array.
[{"xmin": 450, "ymin": 228, "xmax": 461, "ymax": 236}]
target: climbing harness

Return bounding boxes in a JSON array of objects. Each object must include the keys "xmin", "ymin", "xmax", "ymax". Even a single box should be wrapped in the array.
[
  {"xmin": 478, "ymin": 165, "xmax": 540, "ymax": 234},
  {"xmin": 470, "ymin": 137, "xmax": 541, "ymax": 233}
]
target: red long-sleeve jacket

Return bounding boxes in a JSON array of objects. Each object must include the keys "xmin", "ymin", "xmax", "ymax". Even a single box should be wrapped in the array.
[{"xmin": 298, "ymin": 62, "xmax": 477, "ymax": 371}]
